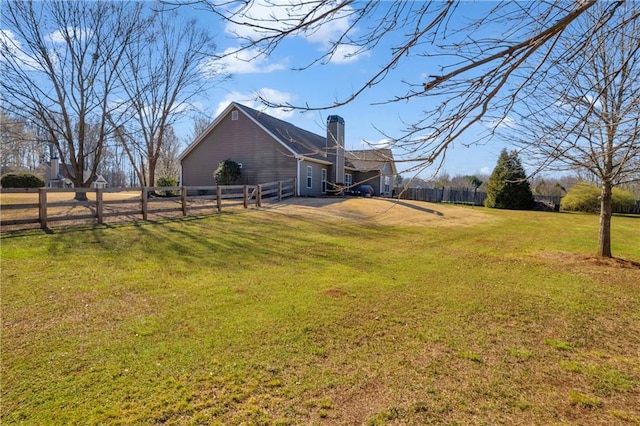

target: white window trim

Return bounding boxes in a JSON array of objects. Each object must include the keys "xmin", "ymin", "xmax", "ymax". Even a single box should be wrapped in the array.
[
  {"xmin": 306, "ymin": 165, "xmax": 312, "ymax": 189},
  {"xmin": 321, "ymin": 169, "xmax": 327, "ymax": 194},
  {"xmin": 345, "ymin": 173, "xmax": 352, "ymax": 188}
]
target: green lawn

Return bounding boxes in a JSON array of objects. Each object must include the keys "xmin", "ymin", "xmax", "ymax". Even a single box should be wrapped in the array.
[{"xmin": 2, "ymin": 203, "xmax": 639, "ymax": 425}]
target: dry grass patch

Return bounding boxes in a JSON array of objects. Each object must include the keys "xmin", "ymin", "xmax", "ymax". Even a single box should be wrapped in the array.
[{"xmin": 265, "ymin": 197, "xmax": 494, "ymax": 228}]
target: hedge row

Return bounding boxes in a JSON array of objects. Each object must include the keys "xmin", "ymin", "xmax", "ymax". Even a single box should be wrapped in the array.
[{"xmin": 1, "ymin": 173, "xmax": 45, "ymax": 188}]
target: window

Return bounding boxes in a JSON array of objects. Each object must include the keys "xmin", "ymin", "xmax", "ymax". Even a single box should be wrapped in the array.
[
  {"xmin": 321, "ymin": 169, "xmax": 327, "ymax": 193},
  {"xmin": 306, "ymin": 166, "xmax": 312, "ymax": 188},
  {"xmin": 344, "ymin": 173, "xmax": 352, "ymax": 188},
  {"xmin": 231, "ymin": 110, "xmax": 238, "ymax": 120},
  {"xmin": 384, "ymin": 176, "xmax": 391, "ymax": 194}
]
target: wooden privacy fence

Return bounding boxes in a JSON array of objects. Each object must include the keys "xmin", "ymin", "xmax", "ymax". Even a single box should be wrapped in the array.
[
  {"xmin": 397, "ymin": 187, "xmax": 486, "ymax": 206},
  {"xmin": 0, "ymin": 179, "xmax": 295, "ymax": 230},
  {"xmin": 396, "ymin": 187, "xmax": 638, "ymax": 213}
]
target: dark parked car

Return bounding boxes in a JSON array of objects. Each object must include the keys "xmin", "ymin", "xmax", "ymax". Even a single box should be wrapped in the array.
[{"xmin": 347, "ymin": 184, "xmax": 374, "ymax": 197}]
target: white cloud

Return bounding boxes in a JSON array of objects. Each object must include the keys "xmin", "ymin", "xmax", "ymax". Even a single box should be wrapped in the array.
[
  {"xmin": 329, "ymin": 44, "xmax": 370, "ymax": 64},
  {"xmin": 486, "ymin": 116, "xmax": 516, "ymax": 130},
  {"xmin": 201, "ymin": 47, "xmax": 287, "ymax": 76},
  {"xmin": 214, "ymin": 88, "xmax": 297, "ymax": 120},
  {"xmin": 361, "ymin": 138, "xmax": 392, "ymax": 149},
  {"xmin": 480, "ymin": 166, "xmax": 491, "ymax": 174},
  {"xmin": 224, "ymin": 0, "xmax": 352, "ymax": 42},
  {"xmin": 0, "ymin": 29, "xmax": 41, "ymax": 70},
  {"xmin": 45, "ymin": 27, "xmax": 93, "ymax": 44},
  {"xmin": 223, "ymin": 0, "xmax": 368, "ymax": 67}
]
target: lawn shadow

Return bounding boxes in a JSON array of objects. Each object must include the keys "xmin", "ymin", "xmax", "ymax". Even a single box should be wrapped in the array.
[
  {"xmin": 269, "ymin": 196, "xmax": 351, "ymax": 210},
  {"xmin": 379, "ymin": 198, "xmax": 444, "ymax": 217}
]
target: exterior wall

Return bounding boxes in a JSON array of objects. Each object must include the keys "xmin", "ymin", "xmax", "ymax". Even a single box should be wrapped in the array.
[
  {"xmin": 353, "ymin": 165, "xmax": 394, "ymax": 197},
  {"xmin": 298, "ymin": 160, "xmax": 329, "ymax": 197},
  {"xmin": 181, "ymin": 108, "xmax": 298, "ymax": 187},
  {"xmin": 354, "ymin": 171, "xmax": 381, "ymax": 195},
  {"xmin": 380, "ymin": 162, "xmax": 395, "ymax": 197}
]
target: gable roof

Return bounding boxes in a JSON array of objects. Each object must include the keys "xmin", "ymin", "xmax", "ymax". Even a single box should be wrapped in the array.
[
  {"xmin": 234, "ymin": 103, "xmax": 330, "ymax": 162},
  {"xmin": 179, "ymin": 102, "xmax": 331, "ymax": 164},
  {"xmin": 346, "ymin": 149, "xmax": 397, "ymax": 174},
  {"xmin": 179, "ymin": 102, "xmax": 396, "ymax": 173}
]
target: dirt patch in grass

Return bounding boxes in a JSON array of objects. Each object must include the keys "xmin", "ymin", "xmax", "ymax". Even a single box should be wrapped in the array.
[
  {"xmin": 265, "ymin": 197, "xmax": 494, "ymax": 228},
  {"xmin": 323, "ymin": 288, "xmax": 347, "ymax": 298},
  {"xmin": 538, "ymin": 251, "xmax": 640, "ymax": 275}
]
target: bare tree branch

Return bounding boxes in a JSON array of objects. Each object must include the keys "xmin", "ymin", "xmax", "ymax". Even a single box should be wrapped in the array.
[{"xmin": 1, "ymin": 1, "xmax": 144, "ymax": 199}]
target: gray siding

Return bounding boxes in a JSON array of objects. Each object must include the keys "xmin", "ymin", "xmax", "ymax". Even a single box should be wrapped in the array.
[
  {"xmin": 354, "ymin": 171, "xmax": 381, "ymax": 195},
  {"xmin": 181, "ymin": 108, "xmax": 298, "ymax": 186},
  {"xmin": 353, "ymin": 171, "xmax": 394, "ymax": 197},
  {"xmin": 299, "ymin": 160, "xmax": 329, "ymax": 197}
]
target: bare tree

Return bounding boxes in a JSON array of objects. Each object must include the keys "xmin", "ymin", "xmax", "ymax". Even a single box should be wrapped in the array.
[
  {"xmin": 190, "ymin": 116, "xmax": 214, "ymax": 142},
  {"xmin": 110, "ymin": 8, "xmax": 220, "ymax": 188},
  {"xmin": 0, "ymin": 111, "xmax": 42, "ymax": 174},
  {"xmin": 511, "ymin": 2, "xmax": 640, "ymax": 257},
  {"xmin": 156, "ymin": 126, "xmax": 182, "ymax": 181},
  {"xmin": 1, "ymin": 1, "xmax": 144, "ymax": 199}
]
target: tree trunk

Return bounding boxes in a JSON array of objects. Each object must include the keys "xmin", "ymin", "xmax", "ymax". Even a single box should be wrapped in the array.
[
  {"xmin": 70, "ymin": 174, "xmax": 89, "ymax": 201},
  {"xmin": 597, "ymin": 180, "xmax": 612, "ymax": 257},
  {"xmin": 74, "ymin": 191, "xmax": 88, "ymax": 201},
  {"xmin": 148, "ymin": 158, "xmax": 156, "ymax": 188}
]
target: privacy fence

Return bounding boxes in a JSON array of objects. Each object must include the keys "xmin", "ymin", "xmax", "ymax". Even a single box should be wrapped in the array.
[
  {"xmin": 396, "ymin": 187, "xmax": 639, "ymax": 214},
  {"xmin": 0, "ymin": 179, "xmax": 295, "ymax": 231},
  {"xmin": 397, "ymin": 187, "xmax": 487, "ymax": 206}
]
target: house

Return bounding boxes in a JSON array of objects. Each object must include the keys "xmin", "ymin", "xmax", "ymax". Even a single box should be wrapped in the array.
[
  {"xmin": 41, "ymin": 155, "xmax": 108, "ymax": 188},
  {"xmin": 91, "ymin": 174, "xmax": 108, "ymax": 189},
  {"xmin": 179, "ymin": 102, "xmax": 396, "ymax": 197}
]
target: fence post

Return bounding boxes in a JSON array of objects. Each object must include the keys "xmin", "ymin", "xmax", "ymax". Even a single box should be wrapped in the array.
[
  {"xmin": 181, "ymin": 187, "xmax": 187, "ymax": 216},
  {"xmin": 38, "ymin": 187, "xmax": 48, "ymax": 229},
  {"xmin": 96, "ymin": 188, "xmax": 104, "ymax": 224},
  {"xmin": 278, "ymin": 181, "xmax": 283, "ymax": 202},
  {"xmin": 243, "ymin": 185, "xmax": 248, "ymax": 208},
  {"xmin": 216, "ymin": 185, "xmax": 222, "ymax": 212},
  {"xmin": 142, "ymin": 187, "xmax": 148, "ymax": 220},
  {"xmin": 256, "ymin": 185, "xmax": 262, "ymax": 207}
]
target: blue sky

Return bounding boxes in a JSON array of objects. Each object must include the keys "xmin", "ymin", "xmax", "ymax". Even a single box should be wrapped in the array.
[
  {"xmin": 1, "ymin": 1, "xmax": 515, "ymax": 179},
  {"xmin": 176, "ymin": 1, "xmax": 514, "ymax": 179}
]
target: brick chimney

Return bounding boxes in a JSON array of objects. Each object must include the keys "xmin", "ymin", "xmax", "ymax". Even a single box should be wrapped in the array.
[{"xmin": 326, "ymin": 115, "xmax": 345, "ymax": 184}]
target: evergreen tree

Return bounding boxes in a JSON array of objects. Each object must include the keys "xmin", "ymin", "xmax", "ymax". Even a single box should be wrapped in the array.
[
  {"xmin": 214, "ymin": 159, "xmax": 241, "ymax": 185},
  {"xmin": 485, "ymin": 150, "xmax": 534, "ymax": 210}
]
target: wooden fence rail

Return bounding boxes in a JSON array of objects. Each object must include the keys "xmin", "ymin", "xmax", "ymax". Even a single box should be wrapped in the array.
[{"xmin": 0, "ymin": 179, "xmax": 296, "ymax": 230}]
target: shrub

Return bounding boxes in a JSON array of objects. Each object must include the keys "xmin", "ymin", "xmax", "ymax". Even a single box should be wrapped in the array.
[
  {"xmin": 214, "ymin": 159, "xmax": 241, "ymax": 185},
  {"xmin": 157, "ymin": 177, "xmax": 179, "ymax": 196},
  {"xmin": 485, "ymin": 149, "xmax": 534, "ymax": 210},
  {"xmin": 157, "ymin": 177, "xmax": 178, "ymax": 187},
  {"xmin": 613, "ymin": 187, "xmax": 637, "ymax": 210},
  {"xmin": 1, "ymin": 172, "xmax": 45, "ymax": 188},
  {"xmin": 561, "ymin": 182, "xmax": 636, "ymax": 212}
]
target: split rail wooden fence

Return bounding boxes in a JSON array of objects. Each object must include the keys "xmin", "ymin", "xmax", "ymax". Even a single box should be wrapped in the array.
[{"xmin": 1, "ymin": 179, "xmax": 295, "ymax": 230}]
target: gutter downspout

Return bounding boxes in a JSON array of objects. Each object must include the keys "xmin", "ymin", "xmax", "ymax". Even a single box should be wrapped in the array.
[{"xmin": 296, "ymin": 155, "xmax": 302, "ymax": 196}]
